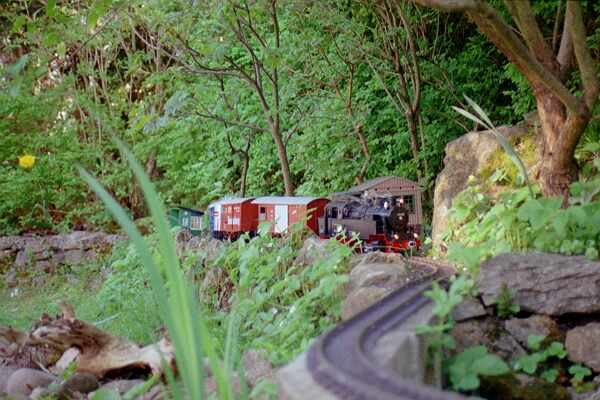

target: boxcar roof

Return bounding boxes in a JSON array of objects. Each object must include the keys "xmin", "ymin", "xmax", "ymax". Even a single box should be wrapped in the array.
[
  {"xmin": 346, "ymin": 176, "xmax": 418, "ymax": 193},
  {"xmin": 172, "ymin": 206, "xmax": 204, "ymax": 214},
  {"xmin": 209, "ymin": 197, "xmax": 255, "ymax": 207},
  {"xmin": 252, "ymin": 196, "xmax": 323, "ymax": 205}
]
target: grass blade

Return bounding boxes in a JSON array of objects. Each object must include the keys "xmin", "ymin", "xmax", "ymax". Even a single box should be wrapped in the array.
[{"xmin": 453, "ymin": 98, "xmax": 534, "ymax": 197}]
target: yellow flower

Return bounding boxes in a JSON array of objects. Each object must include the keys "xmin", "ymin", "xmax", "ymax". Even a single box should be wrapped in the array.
[{"xmin": 18, "ymin": 154, "xmax": 35, "ymax": 169}]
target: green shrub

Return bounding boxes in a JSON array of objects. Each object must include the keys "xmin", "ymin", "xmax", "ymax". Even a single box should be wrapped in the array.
[
  {"xmin": 444, "ymin": 177, "xmax": 600, "ymax": 270},
  {"xmin": 199, "ymin": 225, "xmax": 354, "ymax": 365}
]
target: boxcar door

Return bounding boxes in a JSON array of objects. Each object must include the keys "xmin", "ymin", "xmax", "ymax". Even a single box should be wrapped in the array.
[
  {"xmin": 209, "ymin": 207, "xmax": 215, "ymax": 232},
  {"xmin": 274, "ymin": 205, "xmax": 288, "ymax": 234},
  {"xmin": 214, "ymin": 204, "xmax": 222, "ymax": 231}
]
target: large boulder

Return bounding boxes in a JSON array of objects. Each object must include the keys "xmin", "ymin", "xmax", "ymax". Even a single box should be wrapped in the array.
[
  {"xmin": 477, "ymin": 252, "xmax": 600, "ymax": 316},
  {"xmin": 341, "ymin": 253, "xmax": 436, "ymax": 320},
  {"xmin": 431, "ymin": 125, "xmax": 527, "ymax": 248},
  {"xmin": 566, "ymin": 323, "xmax": 600, "ymax": 372}
]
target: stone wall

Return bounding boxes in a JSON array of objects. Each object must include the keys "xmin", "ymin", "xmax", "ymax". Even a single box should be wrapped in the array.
[{"xmin": 0, "ymin": 231, "xmax": 124, "ymax": 286}]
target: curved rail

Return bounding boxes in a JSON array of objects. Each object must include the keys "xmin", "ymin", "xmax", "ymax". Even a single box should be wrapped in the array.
[{"xmin": 307, "ymin": 258, "xmax": 464, "ymax": 400}]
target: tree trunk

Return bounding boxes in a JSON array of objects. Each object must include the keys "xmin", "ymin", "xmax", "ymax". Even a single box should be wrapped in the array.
[
  {"xmin": 406, "ymin": 113, "xmax": 423, "ymax": 185},
  {"xmin": 271, "ymin": 122, "xmax": 294, "ymax": 195},
  {"xmin": 354, "ymin": 123, "xmax": 370, "ymax": 184},
  {"xmin": 240, "ymin": 152, "xmax": 249, "ymax": 197},
  {"xmin": 534, "ymin": 87, "xmax": 589, "ymax": 198}
]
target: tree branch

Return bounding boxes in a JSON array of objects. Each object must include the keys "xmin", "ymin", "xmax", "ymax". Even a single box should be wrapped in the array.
[
  {"xmin": 566, "ymin": 0, "xmax": 599, "ymax": 110},
  {"xmin": 507, "ymin": 0, "xmax": 554, "ymax": 65},
  {"xmin": 410, "ymin": 0, "xmax": 579, "ymax": 113}
]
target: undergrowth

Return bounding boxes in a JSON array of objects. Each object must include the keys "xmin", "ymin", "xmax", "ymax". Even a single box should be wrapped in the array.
[
  {"xmin": 443, "ymin": 166, "xmax": 600, "ymax": 275},
  {"xmin": 199, "ymin": 225, "xmax": 353, "ymax": 365}
]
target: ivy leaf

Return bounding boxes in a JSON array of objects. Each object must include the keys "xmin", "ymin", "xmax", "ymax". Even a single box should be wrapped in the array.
[
  {"xmin": 517, "ymin": 199, "xmax": 550, "ymax": 230},
  {"xmin": 448, "ymin": 346, "xmax": 509, "ymax": 391},
  {"xmin": 541, "ymin": 368, "xmax": 559, "ymax": 383},
  {"xmin": 514, "ymin": 353, "xmax": 545, "ymax": 374},
  {"xmin": 544, "ymin": 342, "xmax": 567, "ymax": 359},
  {"xmin": 527, "ymin": 335, "xmax": 546, "ymax": 351},
  {"xmin": 553, "ymin": 211, "xmax": 569, "ymax": 239},
  {"xmin": 471, "ymin": 354, "xmax": 510, "ymax": 376},
  {"xmin": 569, "ymin": 364, "xmax": 592, "ymax": 381}
]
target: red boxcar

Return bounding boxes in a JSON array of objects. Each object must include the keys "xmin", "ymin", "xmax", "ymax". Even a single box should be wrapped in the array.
[
  {"xmin": 209, "ymin": 197, "xmax": 258, "ymax": 239},
  {"xmin": 251, "ymin": 197, "xmax": 329, "ymax": 235}
]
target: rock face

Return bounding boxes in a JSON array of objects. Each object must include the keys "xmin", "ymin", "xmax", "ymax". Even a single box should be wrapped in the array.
[
  {"xmin": 175, "ymin": 231, "xmax": 223, "ymax": 260},
  {"xmin": 0, "ymin": 367, "xmax": 17, "ymax": 394},
  {"xmin": 477, "ymin": 252, "xmax": 600, "ymax": 316},
  {"xmin": 480, "ymin": 373, "xmax": 570, "ymax": 400},
  {"xmin": 341, "ymin": 253, "xmax": 436, "ymax": 320},
  {"xmin": 566, "ymin": 323, "xmax": 600, "ymax": 372},
  {"xmin": 451, "ymin": 297, "xmax": 487, "ymax": 322},
  {"xmin": 242, "ymin": 349, "xmax": 274, "ymax": 387},
  {"xmin": 0, "ymin": 231, "xmax": 123, "ymax": 286},
  {"xmin": 504, "ymin": 315, "xmax": 563, "ymax": 349},
  {"xmin": 431, "ymin": 125, "xmax": 527, "ymax": 248},
  {"xmin": 57, "ymin": 372, "xmax": 99, "ymax": 398},
  {"xmin": 296, "ymin": 237, "xmax": 330, "ymax": 266},
  {"xmin": 451, "ymin": 318, "xmax": 527, "ymax": 362}
]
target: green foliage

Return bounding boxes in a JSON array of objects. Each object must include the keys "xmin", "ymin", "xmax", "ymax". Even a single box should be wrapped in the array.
[
  {"xmin": 0, "ymin": 0, "xmax": 540, "ymax": 233},
  {"xmin": 569, "ymin": 364, "xmax": 592, "ymax": 383},
  {"xmin": 90, "ymin": 377, "xmax": 160, "ymax": 400},
  {"xmin": 447, "ymin": 345, "xmax": 510, "ymax": 391},
  {"xmin": 416, "ymin": 276, "xmax": 471, "ymax": 347},
  {"xmin": 444, "ymin": 179, "xmax": 600, "ymax": 268},
  {"xmin": 569, "ymin": 364, "xmax": 594, "ymax": 392},
  {"xmin": 514, "ymin": 335, "xmax": 567, "ymax": 380},
  {"xmin": 80, "ymin": 138, "xmax": 241, "ymax": 400},
  {"xmin": 495, "ymin": 284, "xmax": 520, "ymax": 318},
  {"xmin": 200, "ymin": 228, "xmax": 353, "ymax": 364}
]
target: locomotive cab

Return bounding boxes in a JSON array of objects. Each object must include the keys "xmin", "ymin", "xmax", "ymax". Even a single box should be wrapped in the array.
[{"xmin": 321, "ymin": 195, "xmax": 419, "ymax": 252}]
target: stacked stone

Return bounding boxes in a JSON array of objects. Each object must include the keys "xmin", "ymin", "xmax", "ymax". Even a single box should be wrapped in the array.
[{"xmin": 0, "ymin": 231, "xmax": 123, "ymax": 286}]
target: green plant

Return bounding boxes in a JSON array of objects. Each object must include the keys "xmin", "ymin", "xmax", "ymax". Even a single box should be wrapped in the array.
[
  {"xmin": 416, "ymin": 275, "xmax": 473, "ymax": 389},
  {"xmin": 444, "ymin": 178, "xmax": 600, "ymax": 269},
  {"xmin": 514, "ymin": 335, "xmax": 567, "ymax": 381},
  {"xmin": 90, "ymin": 376, "xmax": 160, "ymax": 400},
  {"xmin": 79, "ymin": 137, "xmax": 243, "ymax": 399},
  {"xmin": 569, "ymin": 364, "xmax": 593, "ymax": 392},
  {"xmin": 495, "ymin": 284, "xmax": 520, "ymax": 318},
  {"xmin": 447, "ymin": 345, "xmax": 510, "ymax": 391},
  {"xmin": 201, "ymin": 222, "xmax": 354, "ymax": 364},
  {"xmin": 569, "ymin": 364, "xmax": 592, "ymax": 383},
  {"xmin": 416, "ymin": 276, "xmax": 471, "ymax": 349}
]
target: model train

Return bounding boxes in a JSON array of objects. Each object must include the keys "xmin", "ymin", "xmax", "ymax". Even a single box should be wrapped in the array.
[{"xmin": 174, "ymin": 176, "xmax": 422, "ymax": 252}]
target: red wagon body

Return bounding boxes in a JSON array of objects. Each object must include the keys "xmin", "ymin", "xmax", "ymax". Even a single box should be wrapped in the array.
[
  {"xmin": 209, "ymin": 197, "xmax": 258, "ymax": 239},
  {"xmin": 251, "ymin": 197, "xmax": 329, "ymax": 235}
]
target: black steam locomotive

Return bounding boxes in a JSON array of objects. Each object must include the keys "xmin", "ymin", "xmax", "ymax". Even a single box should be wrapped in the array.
[{"xmin": 318, "ymin": 193, "xmax": 420, "ymax": 252}]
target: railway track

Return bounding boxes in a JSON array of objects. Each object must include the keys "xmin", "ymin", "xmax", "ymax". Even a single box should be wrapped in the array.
[{"xmin": 305, "ymin": 256, "xmax": 464, "ymax": 400}]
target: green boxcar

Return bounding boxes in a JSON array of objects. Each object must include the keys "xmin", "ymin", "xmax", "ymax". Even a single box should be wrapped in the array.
[{"xmin": 169, "ymin": 207, "xmax": 204, "ymax": 236}]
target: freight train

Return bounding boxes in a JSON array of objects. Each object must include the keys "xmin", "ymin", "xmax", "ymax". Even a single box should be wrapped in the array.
[{"xmin": 175, "ymin": 176, "xmax": 422, "ymax": 252}]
